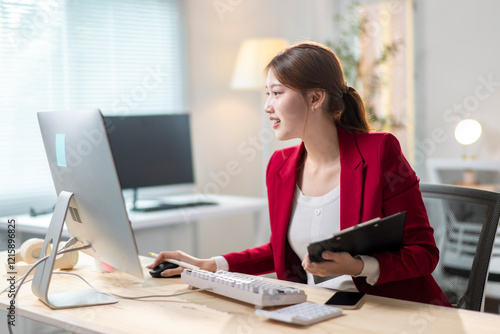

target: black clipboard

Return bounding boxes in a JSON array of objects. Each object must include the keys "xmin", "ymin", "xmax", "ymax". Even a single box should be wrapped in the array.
[{"xmin": 307, "ymin": 211, "xmax": 406, "ymax": 262}]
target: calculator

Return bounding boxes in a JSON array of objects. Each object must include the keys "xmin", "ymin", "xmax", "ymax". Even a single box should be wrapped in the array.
[{"xmin": 255, "ymin": 302, "xmax": 343, "ymax": 325}]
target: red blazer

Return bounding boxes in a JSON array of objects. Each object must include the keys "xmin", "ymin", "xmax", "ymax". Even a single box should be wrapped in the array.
[{"xmin": 223, "ymin": 126, "xmax": 451, "ymax": 306}]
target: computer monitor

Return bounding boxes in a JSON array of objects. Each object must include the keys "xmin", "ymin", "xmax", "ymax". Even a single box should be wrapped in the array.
[
  {"xmin": 34, "ymin": 109, "xmax": 143, "ymax": 309},
  {"xmin": 104, "ymin": 114, "xmax": 195, "ymax": 210}
]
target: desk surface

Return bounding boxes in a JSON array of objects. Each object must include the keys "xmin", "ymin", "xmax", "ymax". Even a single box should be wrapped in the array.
[{"xmin": 1, "ymin": 253, "xmax": 500, "ymax": 334}]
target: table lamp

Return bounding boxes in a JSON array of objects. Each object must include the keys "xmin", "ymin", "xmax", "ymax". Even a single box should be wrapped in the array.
[
  {"xmin": 455, "ymin": 118, "xmax": 482, "ymax": 157},
  {"xmin": 231, "ymin": 38, "xmax": 289, "ymax": 90},
  {"xmin": 454, "ymin": 118, "xmax": 482, "ymax": 184},
  {"xmin": 231, "ymin": 38, "xmax": 289, "ymax": 184}
]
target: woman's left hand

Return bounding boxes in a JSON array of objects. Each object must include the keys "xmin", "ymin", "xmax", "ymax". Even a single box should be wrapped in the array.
[{"xmin": 302, "ymin": 251, "xmax": 364, "ymax": 277}]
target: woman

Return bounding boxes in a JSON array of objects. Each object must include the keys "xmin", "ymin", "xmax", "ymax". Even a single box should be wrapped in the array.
[{"xmin": 148, "ymin": 41, "xmax": 451, "ymax": 306}]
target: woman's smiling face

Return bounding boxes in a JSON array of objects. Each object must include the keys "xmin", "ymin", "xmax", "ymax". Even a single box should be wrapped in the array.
[{"xmin": 265, "ymin": 70, "xmax": 310, "ymax": 141}]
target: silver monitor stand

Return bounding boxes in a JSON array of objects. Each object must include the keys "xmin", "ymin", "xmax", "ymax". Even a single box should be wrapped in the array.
[{"xmin": 31, "ymin": 191, "xmax": 117, "ymax": 309}]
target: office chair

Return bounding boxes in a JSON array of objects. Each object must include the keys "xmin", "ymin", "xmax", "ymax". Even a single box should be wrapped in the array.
[{"xmin": 420, "ymin": 183, "xmax": 500, "ymax": 311}]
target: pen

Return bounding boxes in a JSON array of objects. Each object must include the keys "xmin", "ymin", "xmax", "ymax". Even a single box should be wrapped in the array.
[{"xmin": 148, "ymin": 252, "xmax": 200, "ymax": 270}]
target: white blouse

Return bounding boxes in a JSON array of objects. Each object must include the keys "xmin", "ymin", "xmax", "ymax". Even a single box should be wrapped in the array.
[
  {"xmin": 214, "ymin": 185, "xmax": 380, "ymax": 290},
  {"xmin": 288, "ymin": 185, "xmax": 380, "ymax": 291}
]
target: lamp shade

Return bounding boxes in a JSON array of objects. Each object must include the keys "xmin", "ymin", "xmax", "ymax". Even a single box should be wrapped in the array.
[
  {"xmin": 231, "ymin": 38, "xmax": 289, "ymax": 90},
  {"xmin": 455, "ymin": 119, "xmax": 482, "ymax": 145}
]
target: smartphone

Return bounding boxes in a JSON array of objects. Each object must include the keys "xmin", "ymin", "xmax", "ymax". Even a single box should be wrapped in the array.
[{"xmin": 325, "ymin": 291, "xmax": 366, "ymax": 310}]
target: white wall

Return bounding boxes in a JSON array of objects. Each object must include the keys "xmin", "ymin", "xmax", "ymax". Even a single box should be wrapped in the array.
[
  {"xmin": 414, "ymin": 0, "xmax": 500, "ymax": 179},
  {"xmin": 185, "ymin": 0, "xmax": 338, "ymax": 257}
]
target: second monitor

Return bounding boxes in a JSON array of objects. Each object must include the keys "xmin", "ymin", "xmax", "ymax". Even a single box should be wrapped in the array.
[{"xmin": 105, "ymin": 113, "xmax": 214, "ymax": 211}]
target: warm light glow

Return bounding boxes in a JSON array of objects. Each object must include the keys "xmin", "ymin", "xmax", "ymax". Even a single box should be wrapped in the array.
[
  {"xmin": 455, "ymin": 119, "xmax": 482, "ymax": 145},
  {"xmin": 231, "ymin": 38, "xmax": 289, "ymax": 90}
]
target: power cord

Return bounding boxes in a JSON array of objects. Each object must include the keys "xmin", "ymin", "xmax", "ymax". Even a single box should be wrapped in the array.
[
  {"xmin": 51, "ymin": 271, "xmax": 211, "ymax": 300},
  {"xmin": 2, "ymin": 240, "xmax": 91, "ymax": 334},
  {"xmin": 2, "ymin": 239, "xmax": 209, "ymax": 334},
  {"xmin": 29, "ymin": 205, "xmax": 55, "ymax": 217},
  {"xmin": 3, "ymin": 271, "xmax": 210, "ymax": 300},
  {"xmin": 1, "ymin": 241, "xmax": 91, "ymax": 299}
]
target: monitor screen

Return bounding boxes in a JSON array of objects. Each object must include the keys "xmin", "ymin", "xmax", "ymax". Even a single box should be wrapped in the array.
[
  {"xmin": 104, "ymin": 114, "xmax": 194, "ymax": 190},
  {"xmin": 35, "ymin": 109, "xmax": 143, "ymax": 309}
]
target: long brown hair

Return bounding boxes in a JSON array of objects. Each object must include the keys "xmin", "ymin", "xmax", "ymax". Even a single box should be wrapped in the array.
[{"xmin": 265, "ymin": 42, "xmax": 371, "ymax": 133}]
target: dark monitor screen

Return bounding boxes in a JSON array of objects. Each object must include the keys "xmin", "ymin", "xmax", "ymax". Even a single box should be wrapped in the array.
[{"xmin": 104, "ymin": 114, "xmax": 194, "ymax": 190}]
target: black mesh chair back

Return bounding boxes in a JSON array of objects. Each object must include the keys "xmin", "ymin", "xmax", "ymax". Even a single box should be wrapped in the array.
[{"xmin": 420, "ymin": 183, "xmax": 500, "ymax": 311}]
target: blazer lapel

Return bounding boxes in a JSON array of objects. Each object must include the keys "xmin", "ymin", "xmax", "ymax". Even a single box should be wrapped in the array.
[
  {"xmin": 338, "ymin": 126, "xmax": 365, "ymax": 229},
  {"xmin": 272, "ymin": 144, "xmax": 304, "ymax": 269},
  {"xmin": 271, "ymin": 129, "xmax": 365, "ymax": 267}
]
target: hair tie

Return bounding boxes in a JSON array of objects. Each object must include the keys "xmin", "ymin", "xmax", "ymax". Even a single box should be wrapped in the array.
[{"xmin": 340, "ymin": 85, "xmax": 349, "ymax": 98}]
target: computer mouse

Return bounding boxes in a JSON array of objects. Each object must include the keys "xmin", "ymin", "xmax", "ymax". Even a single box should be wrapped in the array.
[{"xmin": 149, "ymin": 261, "xmax": 180, "ymax": 278}]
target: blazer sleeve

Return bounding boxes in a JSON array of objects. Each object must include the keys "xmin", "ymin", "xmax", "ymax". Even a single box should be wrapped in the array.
[
  {"xmin": 371, "ymin": 133, "xmax": 439, "ymax": 285},
  {"xmin": 220, "ymin": 151, "xmax": 280, "ymax": 275}
]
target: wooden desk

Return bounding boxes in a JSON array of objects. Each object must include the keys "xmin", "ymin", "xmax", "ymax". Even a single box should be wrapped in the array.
[
  {"xmin": 2, "ymin": 253, "xmax": 500, "ymax": 334},
  {"xmin": 426, "ymin": 158, "xmax": 500, "ymax": 191}
]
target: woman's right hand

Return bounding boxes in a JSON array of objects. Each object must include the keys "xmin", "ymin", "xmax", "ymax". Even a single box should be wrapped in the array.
[{"xmin": 146, "ymin": 250, "xmax": 217, "ymax": 277}]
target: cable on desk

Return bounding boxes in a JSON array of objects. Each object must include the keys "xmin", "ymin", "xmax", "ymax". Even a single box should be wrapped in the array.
[
  {"xmin": 51, "ymin": 271, "xmax": 212, "ymax": 300},
  {"xmin": 2, "ymin": 240, "xmax": 91, "ymax": 334},
  {"xmin": 1, "ymin": 242, "xmax": 91, "ymax": 297},
  {"xmin": 1, "ymin": 242, "xmax": 211, "ymax": 334}
]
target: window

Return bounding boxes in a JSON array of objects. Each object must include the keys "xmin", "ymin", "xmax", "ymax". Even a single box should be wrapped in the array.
[{"xmin": 0, "ymin": 0, "xmax": 187, "ymax": 216}]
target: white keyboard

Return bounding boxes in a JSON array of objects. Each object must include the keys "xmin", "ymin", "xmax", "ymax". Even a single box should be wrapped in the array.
[
  {"xmin": 181, "ymin": 269, "xmax": 307, "ymax": 307},
  {"xmin": 255, "ymin": 302, "xmax": 343, "ymax": 325}
]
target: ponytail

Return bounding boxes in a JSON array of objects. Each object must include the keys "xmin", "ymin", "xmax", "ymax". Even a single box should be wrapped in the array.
[{"xmin": 336, "ymin": 86, "xmax": 372, "ymax": 133}]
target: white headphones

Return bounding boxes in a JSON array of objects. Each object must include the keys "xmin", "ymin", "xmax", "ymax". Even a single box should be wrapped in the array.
[{"xmin": 4, "ymin": 238, "xmax": 78, "ymax": 276}]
